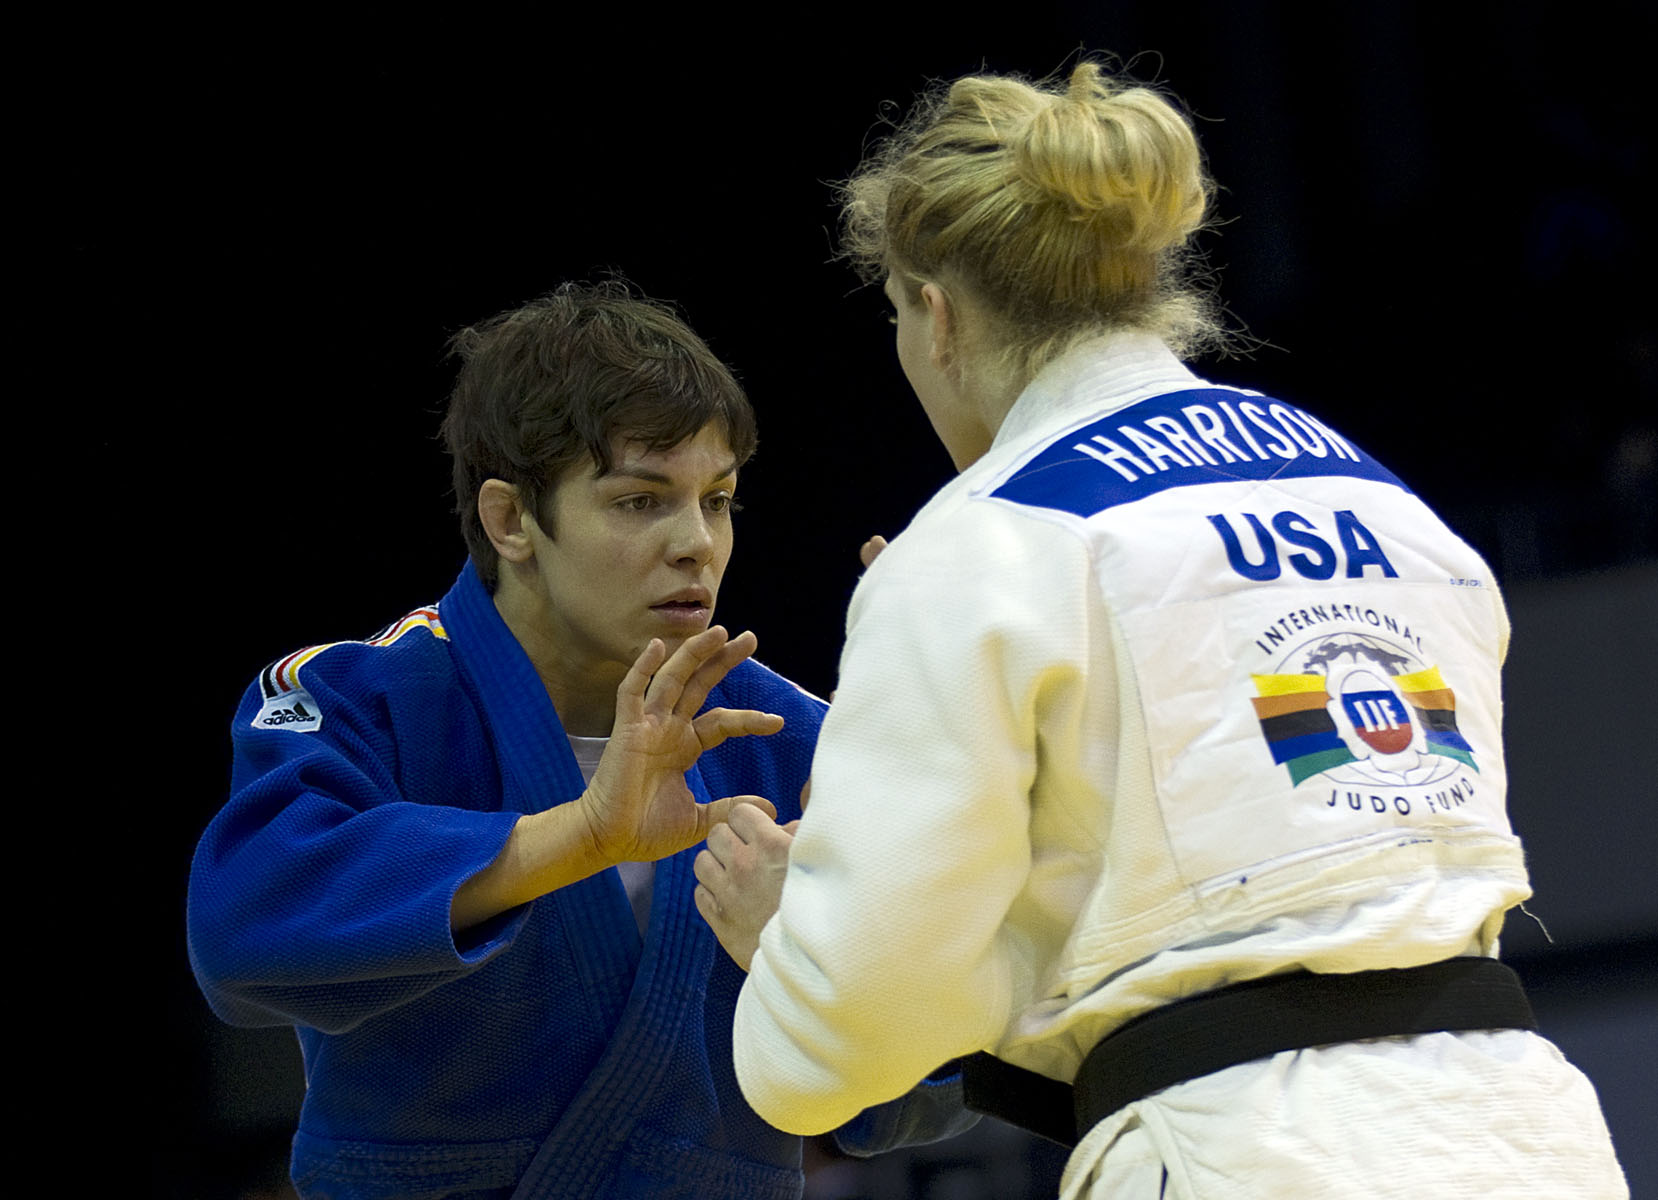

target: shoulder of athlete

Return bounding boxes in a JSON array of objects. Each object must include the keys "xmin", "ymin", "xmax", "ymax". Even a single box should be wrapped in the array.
[{"xmin": 237, "ymin": 604, "xmax": 454, "ymax": 737}]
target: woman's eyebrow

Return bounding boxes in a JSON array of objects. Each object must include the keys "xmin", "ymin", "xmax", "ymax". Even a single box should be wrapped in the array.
[{"xmin": 602, "ymin": 460, "xmax": 739, "ymax": 485}]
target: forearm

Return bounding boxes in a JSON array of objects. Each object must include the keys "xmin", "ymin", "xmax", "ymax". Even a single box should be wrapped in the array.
[
  {"xmin": 731, "ymin": 527, "xmax": 1073, "ymax": 1128},
  {"xmin": 189, "ymin": 792, "xmax": 527, "ymax": 1031},
  {"xmin": 734, "ymin": 887, "xmax": 1013, "ymax": 1133},
  {"xmin": 731, "ymin": 726, "xmax": 1025, "ymax": 1129},
  {"xmin": 450, "ymin": 796, "xmax": 611, "ymax": 932}
]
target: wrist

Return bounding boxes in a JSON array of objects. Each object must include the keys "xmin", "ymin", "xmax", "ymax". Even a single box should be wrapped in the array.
[{"xmin": 569, "ymin": 787, "xmax": 621, "ymax": 871}]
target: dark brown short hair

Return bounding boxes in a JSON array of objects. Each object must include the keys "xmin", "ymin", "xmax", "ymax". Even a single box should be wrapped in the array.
[{"xmin": 441, "ymin": 280, "xmax": 757, "ymax": 589}]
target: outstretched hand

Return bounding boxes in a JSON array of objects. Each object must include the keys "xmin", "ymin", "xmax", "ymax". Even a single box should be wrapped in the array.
[
  {"xmin": 579, "ymin": 626, "xmax": 783, "ymax": 865},
  {"xmin": 450, "ymin": 627, "xmax": 780, "ymax": 934}
]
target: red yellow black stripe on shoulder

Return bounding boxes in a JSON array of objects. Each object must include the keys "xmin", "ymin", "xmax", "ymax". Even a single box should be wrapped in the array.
[{"xmin": 257, "ymin": 606, "xmax": 447, "ymax": 700}]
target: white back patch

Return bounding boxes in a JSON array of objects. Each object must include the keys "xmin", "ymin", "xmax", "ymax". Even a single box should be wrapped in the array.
[{"xmin": 253, "ymin": 689, "xmax": 324, "ymax": 733}]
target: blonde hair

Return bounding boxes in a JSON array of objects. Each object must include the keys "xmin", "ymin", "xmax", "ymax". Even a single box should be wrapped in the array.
[{"xmin": 841, "ymin": 60, "xmax": 1223, "ymax": 382}]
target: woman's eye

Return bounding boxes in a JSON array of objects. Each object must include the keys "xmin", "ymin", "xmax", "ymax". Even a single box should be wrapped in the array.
[
  {"xmin": 619, "ymin": 495, "xmax": 656, "ymax": 512},
  {"xmin": 706, "ymin": 494, "xmax": 742, "ymax": 515}
]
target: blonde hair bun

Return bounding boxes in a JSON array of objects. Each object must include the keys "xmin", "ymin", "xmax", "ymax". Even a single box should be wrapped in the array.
[
  {"xmin": 839, "ymin": 56, "xmax": 1223, "ymax": 377},
  {"xmin": 1012, "ymin": 63, "xmax": 1208, "ymax": 253}
]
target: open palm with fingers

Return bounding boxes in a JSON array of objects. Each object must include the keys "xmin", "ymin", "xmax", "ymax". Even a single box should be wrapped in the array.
[{"xmin": 579, "ymin": 626, "xmax": 783, "ymax": 865}]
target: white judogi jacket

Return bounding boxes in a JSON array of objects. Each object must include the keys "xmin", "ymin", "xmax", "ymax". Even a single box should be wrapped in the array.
[{"xmin": 733, "ymin": 336, "xmax": 1625, "ymax": 1197}]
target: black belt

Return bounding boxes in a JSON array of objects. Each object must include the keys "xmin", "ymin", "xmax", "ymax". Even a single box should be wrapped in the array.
[{"xmin": 961, "ymin": 957, "xmax": 1538, "ymax": 1148}]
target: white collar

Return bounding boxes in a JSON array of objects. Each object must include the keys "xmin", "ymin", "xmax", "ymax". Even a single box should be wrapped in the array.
[{"xmin": 992, "ymin": 333, "xmax": 1205, "ymax": 450}]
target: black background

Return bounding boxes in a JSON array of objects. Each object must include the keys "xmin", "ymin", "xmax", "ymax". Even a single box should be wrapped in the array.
[{"xmin": 52, "ymin": 3, "xmax": 1653, "ymax": 1195}]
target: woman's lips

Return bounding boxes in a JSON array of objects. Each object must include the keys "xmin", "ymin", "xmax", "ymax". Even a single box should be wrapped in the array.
[{"xmin": 649, "ymin": 601, "xmax": 711, "ymax": 627}]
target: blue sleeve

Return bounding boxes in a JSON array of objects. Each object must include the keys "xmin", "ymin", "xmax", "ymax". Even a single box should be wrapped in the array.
[
  {"xmin": 186, "ymin": 645, "xmax": 526, "ymax": 1034},
  {"xmin": 833, "ymin": 1063, "xmax": 981, "ymax": 1156}
]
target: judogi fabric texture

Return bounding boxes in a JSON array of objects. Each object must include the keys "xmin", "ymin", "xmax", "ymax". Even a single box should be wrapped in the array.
[
  {"xmin": 188, "ymin": 562, "xmax": 963, "ymax": 1200},
  {"xmin": 732, "ymin": 335, "xmax": 1625, "ymax": 1197}
]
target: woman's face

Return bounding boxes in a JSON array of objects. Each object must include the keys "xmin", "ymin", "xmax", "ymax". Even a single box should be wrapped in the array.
[{"xmin": 502, "ymin": 423, "xmax": 740, "ymax": 733}]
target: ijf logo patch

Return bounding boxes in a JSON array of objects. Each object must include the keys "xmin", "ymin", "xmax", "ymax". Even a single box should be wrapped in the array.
[{"xmin": 1250, "ymin": 626, "xmax": 1480, "ymax": 817}]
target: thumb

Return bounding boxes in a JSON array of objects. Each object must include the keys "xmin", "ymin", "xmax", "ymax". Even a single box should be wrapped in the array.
[
  {"xmin": 732, "ymin": 794, "xmax": 779, "ymax": 821},
  {"xmin": 702, "ymin": 794, "xmax": 779, "ymax": 834}
]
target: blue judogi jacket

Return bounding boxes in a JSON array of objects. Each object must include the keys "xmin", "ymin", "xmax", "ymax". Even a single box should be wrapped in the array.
[{"xmin": 188, "ymin": 562, "xmax": 968, "ymax": 1200}]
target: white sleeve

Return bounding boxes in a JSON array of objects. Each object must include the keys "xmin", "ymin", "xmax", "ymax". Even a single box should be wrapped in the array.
[{"xmin": 732, "ymin": 505, "xmax": 1091, "ymax": 1133}]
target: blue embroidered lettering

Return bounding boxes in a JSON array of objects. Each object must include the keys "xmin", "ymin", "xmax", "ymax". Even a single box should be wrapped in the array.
[
  {"xmin": 1271, "ymin": 510, "xmax": 1338, "ymax": 580},
  {"xmin": 1208, "ymin": 513, "xmax": 1281, "ymax": 580},
  {"xmin": 1333, "ymin": 510, "xmax": 1399, "ymax": 578}
]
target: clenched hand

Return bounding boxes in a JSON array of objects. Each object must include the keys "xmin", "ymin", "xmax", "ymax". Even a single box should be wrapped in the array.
[{"xmin": 693, "ymin": 802, "xmax": 797, "ymax": 971}]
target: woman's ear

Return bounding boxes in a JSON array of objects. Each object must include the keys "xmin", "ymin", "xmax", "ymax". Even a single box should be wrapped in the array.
[
  {"xmin": 920, "ymin": 281, "xmax": 954, "ymax": 370},
  {"xmin": 478, "ymin": 479, "xmax": 536, "ymax": 565}
]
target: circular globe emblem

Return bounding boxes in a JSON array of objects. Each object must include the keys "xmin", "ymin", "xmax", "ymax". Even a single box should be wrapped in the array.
[{"xmin": 1273, "ymin": 631, "xmax": 1462, "ymax": 788}]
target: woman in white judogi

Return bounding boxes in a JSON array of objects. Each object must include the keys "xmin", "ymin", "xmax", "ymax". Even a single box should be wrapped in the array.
[{"xmin": 699, "ymin": 59, "xmax": 1627, "ymax": 1198}]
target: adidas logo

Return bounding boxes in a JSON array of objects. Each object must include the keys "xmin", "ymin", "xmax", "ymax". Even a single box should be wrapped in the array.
[{"xmin": 263, "ymin": 700, "xmax": 317, "ymax": 726}]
